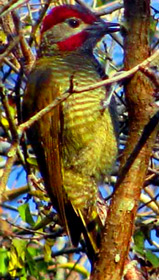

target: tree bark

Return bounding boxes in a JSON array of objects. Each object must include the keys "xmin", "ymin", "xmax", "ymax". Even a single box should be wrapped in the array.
[{"xmin": 92, "ymin": 1, "xmax": 158, "ymax": 279}]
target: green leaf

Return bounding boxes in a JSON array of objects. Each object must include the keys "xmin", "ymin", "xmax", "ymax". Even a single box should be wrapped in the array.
[
  {"xmin": 133, "ymin": 230, "xmax": 145, "ymax": 254},
  {"xmin": 44, "ymin": 239, "xmax": 54, "ymax": 262},
  {"xmin": 20, "ymin": 275, "xmax": 27, "ymax": 280},
  {"xmin": 1, "ymin": 117, "xmax": 9, "ymax": 128},
  {"xmin": 27, "ymin": 156, "xmax": 38, "ymax": 167},
  {"xmin": 0, "ymin": 30, "xmax": 7, "ymax": 44},
  {"xmin": 145, "ymin": 250, "xmax": 159, "ymax": 268},
  {"xmin": 33, "ymin": 215, "xmax": 52, "ymax": 231},
  {"xmin": 18, "ymin": 203, "xmax": 35, "ymax": 226},
  {"xmin": 8, "ymin": 247, "xmax": 18, "ymax": 277},
  {"xmin": 133, "ymin": 231, "xmax": 159, "ymax": 268},
  {"xmin": 27, "ymin": 245, "xmax": 48, "ymax": 275},
  {"xmin": 12, "ymin": 239, "xmax": 27, "ymax": 262},
  {"xmin": 8, "ymin": 239, "xmax": 27, "ymax": 277},
  {"xmin": 96, "ymin": 0, "xmax": 116, "ymax": 7},
  {"xmin": 27, "ymin": 244, "xmax": 41, "ymax": 258},
  {"xmin": 0, "ymin": 248, "xmax": 8, "ymax": 275},
  {"xmin": 25, "ymin": 249, "xmax": 39, "ymax": 277}
]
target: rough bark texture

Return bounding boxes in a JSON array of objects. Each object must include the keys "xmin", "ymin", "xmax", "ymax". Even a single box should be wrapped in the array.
[{"xmin": 92, "ymin": 1, "xmax": 157, "ymax": 279}]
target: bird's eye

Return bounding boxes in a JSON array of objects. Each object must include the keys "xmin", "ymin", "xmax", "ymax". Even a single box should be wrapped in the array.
[{"xmin": 67, "ymin": 18, "xmax": 81, "ymax": 28}]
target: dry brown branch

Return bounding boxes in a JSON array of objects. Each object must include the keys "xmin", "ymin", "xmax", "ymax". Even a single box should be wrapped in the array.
[
  {"xmin": 0, "ymin": 0, "xmax": 29, "ymax": 18},
  {"xmin": 1, "ymin": 185, "xmax": 29, "ymax": 202},
  {"xmin": 28, "ymin": 0, "xmax": 52, "ymax": 46},
  {"xmin": 0, "ymin": 86, "xmax": 25, "ymax": 200},
  {"xmin": 92, "ymin": 1, "xmax": 158, "ymax": 279},
  {"xmin": 0, "ymin": 142, "xmax": 18, "ymax": 201},
  {"xmin": 0, "ymin": 36, "xmax": 20, "ymax": 66},
  {"xmin": 95, "ymin": 1, "xmax": 123, "ymax": 16}
]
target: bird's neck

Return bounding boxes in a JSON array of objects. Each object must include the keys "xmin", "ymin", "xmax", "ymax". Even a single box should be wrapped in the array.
[
  {"xmin": 38, "ymin": 32, "xmax": 94, "ymax": 58},
  {"xmin": 38, "ymin": 43, "xmax": 106, "ymax": 81},
  {"xmin": 37, "ymin": 35, "xmax": 107, "ymax": 81}
]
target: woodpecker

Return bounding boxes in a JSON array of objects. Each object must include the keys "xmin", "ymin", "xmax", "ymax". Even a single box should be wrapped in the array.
[{"xmin": 23, "ymin": 4, "xmax": 118, "ymax": 259}]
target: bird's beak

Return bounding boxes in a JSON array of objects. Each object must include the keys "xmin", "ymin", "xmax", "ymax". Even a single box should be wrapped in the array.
[
  {"xmin": 86, "ymin": 20, "xmax": 120, "ymax": 35},
  {"xmin": 103, "ymin": 21, "xmax": 120, "ymax": 33}
]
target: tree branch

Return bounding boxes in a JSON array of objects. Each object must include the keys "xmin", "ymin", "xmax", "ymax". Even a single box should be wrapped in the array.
[{"xmin": 92, "ymin": 1, "xmax": 158, "ymax": 279}]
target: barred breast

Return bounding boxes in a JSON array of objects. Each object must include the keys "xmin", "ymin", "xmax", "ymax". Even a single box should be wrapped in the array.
[
  {"xmin": 30, "ymin": 54, "xmax": 117, "ymax": 208},
  {"xmin": 57, "ymin": 54, "xmax": 118, "ymax": 182}
]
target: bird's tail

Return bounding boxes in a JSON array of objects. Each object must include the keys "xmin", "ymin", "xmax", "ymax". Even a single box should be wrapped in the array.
[{"xmin": 70, "ymin": 194, "xmax": 108, "ymax": 263}]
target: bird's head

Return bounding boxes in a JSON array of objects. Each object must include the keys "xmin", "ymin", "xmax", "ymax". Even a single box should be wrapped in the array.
[{"xmin": 39, "ymin": 4, "xmax": 119, "ymax": 55}]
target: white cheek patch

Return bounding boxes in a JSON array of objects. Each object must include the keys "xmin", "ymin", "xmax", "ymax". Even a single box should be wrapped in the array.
[{"xmin": 48, "ymin": 22, "xmax": 89, "ymax": 42}]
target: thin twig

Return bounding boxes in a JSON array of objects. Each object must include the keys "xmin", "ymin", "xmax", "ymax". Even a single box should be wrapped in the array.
[
  {"xmin": 0, "ymin": 141, "xmax": 18, "ymax": 201},
  {"xmin": 3, "ymin": 57, "xmax": 20, "ymax": 74},
  {"xmin": 0, "ymin": 0, "xmax": 29, "ymax": 18},
  {"xmin": 28, "ymin": 0, "xmax": 52, "ymax": 46},
  {"xmin": 0, "ymin": 36, "xmax": 20, "ymax": 66},
  {"xmin": 1, "ymin": 185, "xmax": 29, "ymax": 202},
  {"xmin": 19, "ymin": 50, "xmax": 159, "ymax": 135},
  {"xmin": 0, "ymin": 88, "xmax": 18, "ymax": 140},
  {"xmin": 73, "ymin": 49, "xmax": 159, "ymax": 94},
  {"xmin": 95, "ymin": 1, "xmax": 123, "ymax": 16},
  {"xmin": 18, "ymin": 90, "xmax": 71, "ymax": 134}
]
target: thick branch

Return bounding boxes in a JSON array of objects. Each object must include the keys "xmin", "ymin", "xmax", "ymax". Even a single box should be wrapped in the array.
[{"xmin": 92, "ymin": 1, "xmax": 157, "ymax": 279}]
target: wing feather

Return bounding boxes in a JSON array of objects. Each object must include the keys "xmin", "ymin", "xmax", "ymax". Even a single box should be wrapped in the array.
[{"xmin": 23, "ymin": 65, "xmax": 68, "ymax": 231}]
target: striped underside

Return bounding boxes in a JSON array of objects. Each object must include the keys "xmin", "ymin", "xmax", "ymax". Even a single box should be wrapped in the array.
[{"xmin": 28, "ymin": 53, "xmax": 117, "ymax": 210}]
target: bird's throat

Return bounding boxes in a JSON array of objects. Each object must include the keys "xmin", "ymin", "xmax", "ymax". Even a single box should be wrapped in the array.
[{"xmin": 57, "ymin": 31, "xmax": 88, "ymax": 51}]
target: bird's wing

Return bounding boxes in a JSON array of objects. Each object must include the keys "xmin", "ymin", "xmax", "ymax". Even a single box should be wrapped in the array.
[
  {"xmin": 22, "ymin": 63, "xmax": 68, "ymax": 232},
  {"xmin": 22, "ymin": 60, "xmax": 103, "ymax": 254}
]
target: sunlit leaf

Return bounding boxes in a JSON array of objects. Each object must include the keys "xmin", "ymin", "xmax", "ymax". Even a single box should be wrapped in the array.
[
  {"xmin": 145, "ymin": 250, "xmax": 159, "ymax": 268},
  {"xmin": 8, "ymin": 245, "xmax": 19, "ymax": 276},
  {"xmin": 12, "ymin": 239, "xmax": 27, "ymax": 261},
  {"xmin": 44, "ymin": 239, "xmax": 55, "ymax": 262},
  {"xmin": 133, "ymin": 230, "xmax": 145, "ymax": 254},
  {"xmin": 18, "ymin": 203, "xmax": 35, "ymax": 226},
  {"xmin": 25, "ymin": 249, "xmax": 39, "ymax": 277},
  {"xmin": 1, "ymin": 117, "xmax": 9, "ymax": 128},
  {"xmin": 8, "ymin": 239, "xmax": 27, "ymax": 277},
  {"xmin": 0, "ymin": 248, "xmax": 8, "ymax": 275},
  {"xmin": 27, "ymin": 156, "xmax": 38, "ymax": 167}
]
